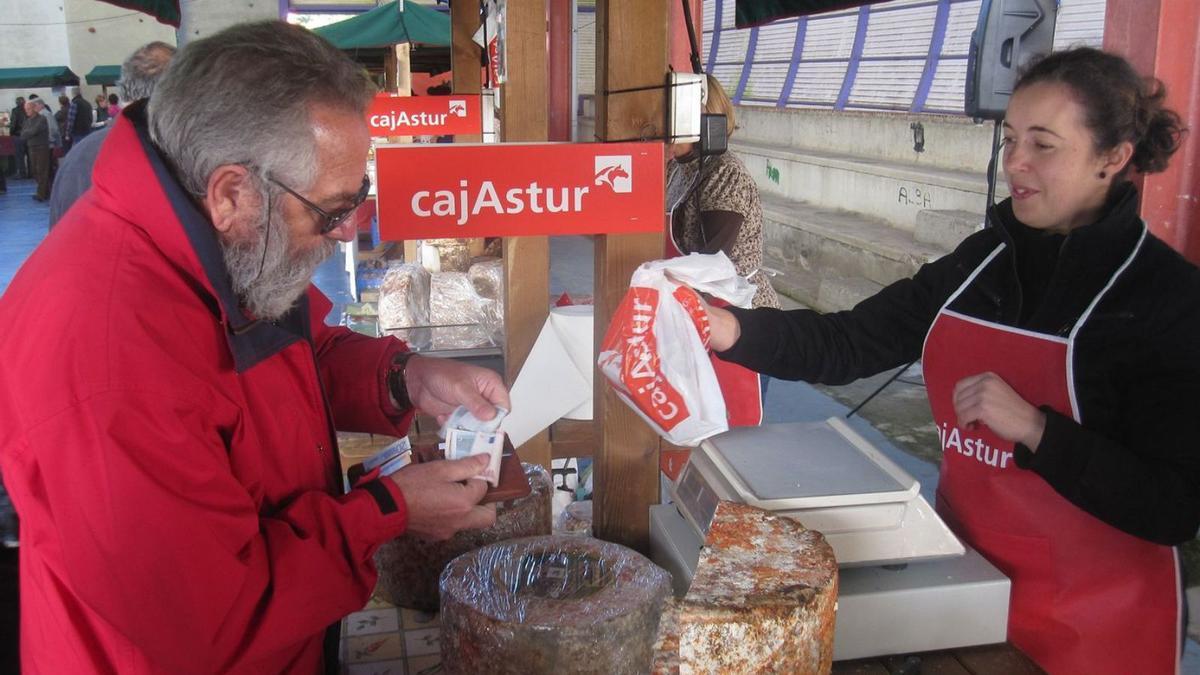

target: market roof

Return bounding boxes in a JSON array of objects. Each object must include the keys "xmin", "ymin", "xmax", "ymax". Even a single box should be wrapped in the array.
[
  {"xmin": 0, "ymin": 66, "xmax": 81, "ymax": 89},
  {"xmin": 85, "ymin": 65, "xmax": 122, "ymax": 87},
  {"xmin": 314, "ymin": 0, "xmax": 450, "ymax": 49}
]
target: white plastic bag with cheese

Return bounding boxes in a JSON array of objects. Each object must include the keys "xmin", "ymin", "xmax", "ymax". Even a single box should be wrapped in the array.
[{"xmin": 597, "ymin": 252, "xmax": 756, "ymax": 446}]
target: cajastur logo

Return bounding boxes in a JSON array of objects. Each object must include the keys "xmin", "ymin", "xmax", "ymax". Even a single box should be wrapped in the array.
[
  {"xmin": 449, "ymin": 99, "xmax": 467, "ymax": 117},
  {"xmin": 594, "ymin": 156, "xmax": 632, "ymax": 193}
]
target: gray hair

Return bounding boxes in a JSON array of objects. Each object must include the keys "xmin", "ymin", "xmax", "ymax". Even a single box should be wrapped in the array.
[
  {"xmin": 119, "ymin": 41, "xmax": 175, "ymax": 102},
  {"xmin": 148, "ymin": 21, "xmax": 374, "ymax": 197}
]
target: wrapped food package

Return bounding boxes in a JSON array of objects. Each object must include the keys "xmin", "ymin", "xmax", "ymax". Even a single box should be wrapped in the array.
[
  {"xmin": 430, "ymin": 272, "xmax": 501, "ymax": 350},
  {"xmin": 652, "ymin": 501, "xmax": 838, "ymax": 674},
  {"xmin": 440, "ymin": 535, "xmax": 672, "ymax": 675},
  {"xmin": 378, "ymin": 262, "xmax": 430, "ymax": 330},
  {"xmin": 555, "ymin": 500, "xmax": 593, "ymax": 537},
  {"xmin": 425, "ymin": 238, "xmax": 472, "ymax": 273},
  {"xmin": 467, "ymin": 257, "xmax": 504, "ymax": 301},
  {"xmin": 373, "ymin": 464, "xmax": 552, "ymax": 612}
]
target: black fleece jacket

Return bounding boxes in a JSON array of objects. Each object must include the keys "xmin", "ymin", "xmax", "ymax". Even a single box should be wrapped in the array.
[{"xmin": 720, "ymin": 185, "xmax": 1200, "ymax": 545}]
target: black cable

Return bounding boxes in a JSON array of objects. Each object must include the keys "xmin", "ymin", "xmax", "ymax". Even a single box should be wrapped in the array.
[
  {"xmin": 679, "ymin": 0, "xmax": 704, "ymax": 75},
  {"xmin": 846, "ymin": 358, "xmax": 920, "ymax": 420}
]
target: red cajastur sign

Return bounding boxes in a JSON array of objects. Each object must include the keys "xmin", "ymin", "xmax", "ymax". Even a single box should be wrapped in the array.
[
  {"xmin": 366, "ymin": 94, "xmax": 482, "ymax": 137},
  {"xmin": 374, "ymin": 142, "xmax": 665, "ymax": 239}
]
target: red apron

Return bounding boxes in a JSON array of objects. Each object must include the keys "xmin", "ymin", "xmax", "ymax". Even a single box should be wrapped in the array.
[{"xmin": 923, "ymin": 247, "xmax": 1181, "ymax": 675}]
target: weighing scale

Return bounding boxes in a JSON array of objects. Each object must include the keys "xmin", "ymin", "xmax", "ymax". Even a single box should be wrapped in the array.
[{"xmin": 649, "ymin": 417, "xmax": 1012, "ymax": 661}]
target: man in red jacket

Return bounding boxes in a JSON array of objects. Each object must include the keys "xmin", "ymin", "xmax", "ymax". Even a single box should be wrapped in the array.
[{"xmin": 0, "ymin": 21, "xmax": 507, "ymax": 674}]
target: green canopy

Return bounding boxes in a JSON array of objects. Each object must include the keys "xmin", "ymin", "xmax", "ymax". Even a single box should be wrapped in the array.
[
  {"xmin": 314, "ymin": 1, "xmax": 450, "ymax": 49},
  {"xmin": 98, "ymin": 0, "xmax": 181, "ymax": 27},
  {"xmin": 85, "ymin": 65, "xmax": 123, "ymax": 87},
  {"xmin": 736, "ymin": 0, "xmax": 890, "ymax": 28},
  {"xmin": 0, "ymin": 66, "xmax": 80, "ymax": 89}
]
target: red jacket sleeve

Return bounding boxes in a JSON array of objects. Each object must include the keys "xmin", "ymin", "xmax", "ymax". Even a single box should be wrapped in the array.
[
  {"xmin": 12, "ymin": 388, "xmax": 409, "ymax": 673},
  {"xmin": 307, "ymin": 287, "xmax": 415, "ymax": 435}
]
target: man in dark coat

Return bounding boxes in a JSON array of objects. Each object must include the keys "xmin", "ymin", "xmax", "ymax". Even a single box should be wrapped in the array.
[
  {"xmin": 65, "ymin": 89, "xmax": 92, "ymax": 151},
  {"xmin": 9, "ymin": 97, "xmax": 28, "ymax": 178}
]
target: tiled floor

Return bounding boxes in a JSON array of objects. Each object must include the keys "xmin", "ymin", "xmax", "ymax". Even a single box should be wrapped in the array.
[
  {"xmin": 340, "ymin": 591, "xmax": 444, "ymax": 675},
  {"xmin": 0, "ymin": 177, "xmax": 48, "ymax": 294}
]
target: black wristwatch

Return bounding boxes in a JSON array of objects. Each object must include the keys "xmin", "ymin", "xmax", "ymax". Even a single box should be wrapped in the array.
[{"xmin": 387, "ymin": 351, "xmax": 416, "ymax": 411}]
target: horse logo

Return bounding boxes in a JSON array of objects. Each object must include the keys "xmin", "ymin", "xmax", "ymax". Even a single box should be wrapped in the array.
[
  {"xmin": 448, "ymin": 99, "xmax": 467, "ymax": 117},
  {"xmin": 594, "ymin": 156, "xmax": 633, "ymax": 193}
]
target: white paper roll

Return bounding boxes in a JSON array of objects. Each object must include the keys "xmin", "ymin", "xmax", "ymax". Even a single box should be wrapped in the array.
[{"xmin": 549, "ymin": 305, "xmax": 594, "ymax": 420}]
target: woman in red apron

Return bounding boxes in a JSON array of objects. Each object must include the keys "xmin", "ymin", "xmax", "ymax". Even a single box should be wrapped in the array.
[{"xmin": 700, "ymin": 47, "xmax": 1197, "ymax": 675}]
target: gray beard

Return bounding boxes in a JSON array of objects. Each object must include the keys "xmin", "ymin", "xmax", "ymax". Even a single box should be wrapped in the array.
[{"xmin": 219, "ymin": 203, "xmax": 336, "ymax": 322}]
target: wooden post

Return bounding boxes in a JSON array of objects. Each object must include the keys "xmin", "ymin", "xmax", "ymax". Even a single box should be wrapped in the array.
[
  {"xmin": 1104, "ymin": 0, "xmax": 1200, "ymax": 264},
  {"xmin": 451, "ymin": 0, "xmax": 483, "ymax": 143},
  {"xmin": 548, "ymin": 0, "xmax": 573, "ymax": 142},
  {"xmin": 500, "ymin": 0, "xmax": 552, "ymax": 472},
  {"xmin": 592, "ymin": 0, "xmax": 669, "ymax": 552}
]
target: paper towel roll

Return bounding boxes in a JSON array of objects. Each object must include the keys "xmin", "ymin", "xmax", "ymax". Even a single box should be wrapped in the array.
[{"xmin": 550, "ymin": 305, "xmax": 594, "ymax": 420}]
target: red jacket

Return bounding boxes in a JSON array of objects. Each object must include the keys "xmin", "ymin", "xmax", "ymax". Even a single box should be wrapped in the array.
[{"xmin": 0, "ymin": 103, "xmax": 414, "ymax": 673}]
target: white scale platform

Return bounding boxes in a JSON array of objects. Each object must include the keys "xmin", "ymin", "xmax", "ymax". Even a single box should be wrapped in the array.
[{"xmin": 650, "ymin": 417, "xmax": 1012, "ymax": 661}]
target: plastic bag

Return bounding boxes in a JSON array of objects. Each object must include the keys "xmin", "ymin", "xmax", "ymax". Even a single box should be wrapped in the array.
[{"xmin": 597, "ymin": 252, "xmax": 756, "ymax": 447}]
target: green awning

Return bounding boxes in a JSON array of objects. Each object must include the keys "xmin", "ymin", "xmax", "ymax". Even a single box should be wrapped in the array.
[
  {"xmin": 736, "ymin": 0, "xmax": 891, "ymax": 28},
  {"xmin": 314, "ymin": 1, "xmax": 450, "ymax": 49},
  {"xmin": 98, "ymin": 0, "xmax": 181, "ymax": 27},
  {"xmin": 0, "ymin": 66, "xmax": 80, "ymax": 89},
  {"xmin": 86, "ymin": 65, "xmax": 123, "ymax": 87}
]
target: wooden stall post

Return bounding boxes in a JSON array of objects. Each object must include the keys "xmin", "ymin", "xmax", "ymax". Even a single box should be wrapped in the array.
[
  {"xmin": 499, "ymin": 0, "xmax": 553, "ymax": 472},
  {"xmin": 451, "ymin": 0, "xmax": 483, "ymax": 143},
  {"xmin": 592, "ymin": 0, "xmax": 669, "ymax": 552}
]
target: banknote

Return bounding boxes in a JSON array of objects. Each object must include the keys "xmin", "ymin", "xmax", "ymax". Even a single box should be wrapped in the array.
[
  {"xmin": 377, "ymin": 449, "xmax": 413, "ymax": 477},
  {"xmin": 363, "ymin": 437, "xmax": 413, "ymax": 472},
  {"xmin": 440, "ymin": 405, "xmax": 510, "ymax": 439},
  {"xmin": 444, "ymin": 428, "xmax": 504, "ymax": 486}
]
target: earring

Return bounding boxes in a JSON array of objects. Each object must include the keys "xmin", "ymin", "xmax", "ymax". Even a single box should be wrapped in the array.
[{"xmin": 1098, "ymin": 171, "xmax": 1107, "ymax": 179}]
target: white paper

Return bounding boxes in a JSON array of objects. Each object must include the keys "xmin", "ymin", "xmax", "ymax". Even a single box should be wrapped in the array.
[{"xmin": 501, "ymin": 312, "xmax": 591, "ymax": 448}]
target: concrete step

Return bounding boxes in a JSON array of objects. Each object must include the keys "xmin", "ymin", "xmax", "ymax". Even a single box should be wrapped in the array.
[
  {"xmin": 914, "ymin": 209, "xmax": 984, "ymax": 251},
  {"xmin": 760, "ymin": 191, "xmax": 947, "ymax": 313},
  {"xmin": 733, "ymin": 138, "xmax": 1003, "ymax": 232}
]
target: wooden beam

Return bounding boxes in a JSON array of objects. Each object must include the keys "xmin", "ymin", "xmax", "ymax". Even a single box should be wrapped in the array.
[
  {"xmin": 451, "ymin": 0, "xmax": 483, "ymax": 143},
  {"xmin": 593, "ymin": 0, "xmax": 669, "ymax": 552},
  {"xmin": 501, "ymin": 0, "xmax": 552, "ymax": 472}
]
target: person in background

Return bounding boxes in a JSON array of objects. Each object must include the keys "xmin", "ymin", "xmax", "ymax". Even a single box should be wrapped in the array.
[
  {"xmin": 1, "ymin": 21, "xmax": 505, "ymax": 673},
  {"xmin": 29, "ymin": 95, "xmax": 63, "ymax": 154},
  {"xmin": 9, "ymin": 96, "xmax": 27, "ymax": 179},
  {"xmin": 107, "ymin": 92, "xmax": 121, "ymax": 119},
  {"xmin": 701, "ymin": 47, "xmax": 1195, "ymax": 675},
  {"xmin": 18, "ymin": 100, "xmax": 50, "ymax": 201},
  {"xmin": 50, "ymin": 41, "xmax": 176, "ymax": 227},
  {"xmin": 667, "ymin": 74, "xmax": 779, "ymax": 311},
  {"xmin": 53, "ymin": 95, "xmax": 69, "ymax": 145},
  {"xmin": 65, "ymin": 87, "xmax": 93, "ymax": 151},
  {"xmin": 94, "ymin": 94, "xmax": 109, "ymax": 124}
]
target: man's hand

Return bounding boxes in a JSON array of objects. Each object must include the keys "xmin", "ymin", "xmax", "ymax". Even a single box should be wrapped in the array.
[
  {"xmin": 388, "ymin": 454, "xmax": 497, "ymax": 540},
  {"xmin": 403, "ymin": 355, "xmax": 510, "ymax": 426},
  {"xmin": 953, "ymin": 372, "xmax": 1047, "ymax": 450}
]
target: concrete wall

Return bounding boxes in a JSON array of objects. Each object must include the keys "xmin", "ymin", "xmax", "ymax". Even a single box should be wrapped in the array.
[
  {"xmin": 0, "ymin": 1, "xmax": 74, "ymax": 107},
  {"xmin": 64, "ymin": 0, "xmax": 177, "ymax": 102},
  {"xmin": 0, "ymin": 0, "xmax": 175, "ymax": 113},
  {"xmin": 178, "ymin": 0, "xmax": 279, "ymax": 46},
  {"xmin": 733, "ymin": 104, "xmax": 998, "ymax": 175}
]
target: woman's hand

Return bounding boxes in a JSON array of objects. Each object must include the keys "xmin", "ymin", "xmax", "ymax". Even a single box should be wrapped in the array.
[
  {"xmin": 702, "ymin": 299, "xmax": 742, "ymax": 352},
  {"xmin": 952, "ymin": 372, "xmax": 1047, "ymax": 450}
]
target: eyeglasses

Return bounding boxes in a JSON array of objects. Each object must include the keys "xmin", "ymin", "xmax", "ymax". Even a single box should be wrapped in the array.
[{"xmin": 267, "ymin": 174, "xmax": 371, "ymax": 235}]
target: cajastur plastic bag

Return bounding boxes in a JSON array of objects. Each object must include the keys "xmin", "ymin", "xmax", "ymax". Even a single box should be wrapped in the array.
[{"xmin": 597, "ymin": 252, "xmax": 756, "ymax": 447}]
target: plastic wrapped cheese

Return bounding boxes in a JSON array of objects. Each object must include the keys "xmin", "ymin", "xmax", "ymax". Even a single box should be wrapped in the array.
[
  {"xmin": 378, "ymin": 262, "xmax": 430, "ymax": 330},
  {"xmin": 374, "ymin": 463, "xmax": 552, "ymax": 612},
  {"xmin": 440, "ymin": 535, "xmax": 672, "ymax": 674}
]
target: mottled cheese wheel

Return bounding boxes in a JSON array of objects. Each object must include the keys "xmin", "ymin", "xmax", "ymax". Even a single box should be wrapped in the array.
[
  {"xmin": 439, "ymin": 535, "xmax": 672, "ymax": 674},
  {"xmin": 373, "ymin": 463, "xmax": 552, "ymax": 612},
  {"xmin": 655, "ymin": 501, "xmax": 838, "ymax": 674}
]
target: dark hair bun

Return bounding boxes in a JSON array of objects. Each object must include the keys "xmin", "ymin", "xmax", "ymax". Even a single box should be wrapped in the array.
[{"xmin": 1131, "ymin": 79, "xmax": 1185, "ymax": 174}]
